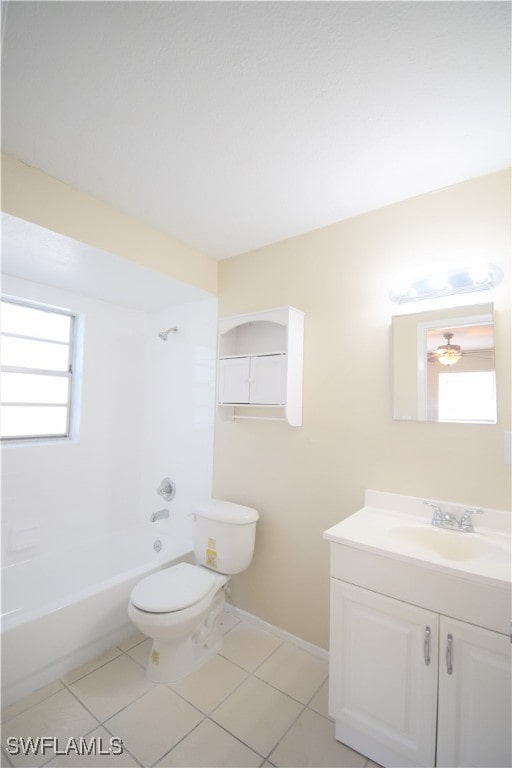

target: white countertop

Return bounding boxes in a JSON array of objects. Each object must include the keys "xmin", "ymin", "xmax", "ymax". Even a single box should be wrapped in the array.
[{"xmin": 324, "ymin": 490, "xmax": 511, "ymax": 589}]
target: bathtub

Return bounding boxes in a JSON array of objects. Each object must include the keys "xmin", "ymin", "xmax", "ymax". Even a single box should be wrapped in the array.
[{"xmin": 1, "ymin": 527, "xmax": 193, "ymax": 706}]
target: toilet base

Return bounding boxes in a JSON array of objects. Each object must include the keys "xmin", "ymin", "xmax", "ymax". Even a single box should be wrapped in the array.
[{"xmin": 145, "ymin": 588, "xmax": 226, "ymax": 683}]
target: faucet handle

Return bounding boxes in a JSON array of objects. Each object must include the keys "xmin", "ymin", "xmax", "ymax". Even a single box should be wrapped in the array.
[
  {"xmin": 460, "ymin": 508, "xmax": 484, "ymax": 532},
  {"xmin": 424, "ymin": 500, "xmax": 442, "ymax": 521},
  {"xmin": 157, "ymin": 477, "xmax": 176, "ymax": 502}
]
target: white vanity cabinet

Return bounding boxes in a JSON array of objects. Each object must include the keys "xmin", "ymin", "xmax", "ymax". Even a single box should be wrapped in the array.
[
  {"xmin": 329, "ymin": 581, "xmax": 438, "ymax": 768},
  {"xmin": 217, "ymin": 306, "xmax": 304, "ymax": 425},
  {"xmin": 329, "ymin": 579, "xmax": 511, "ymax": 768},
  {"xmin": 436, "ymin": 616, "xmax": 511, "ymax": 768},
  {"xmin": 324, "ymin": 490, "xmax": 511, "ymax": 768}
]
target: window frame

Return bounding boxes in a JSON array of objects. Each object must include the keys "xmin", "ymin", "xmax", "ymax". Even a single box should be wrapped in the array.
[{"xmin": 1, "ymin": 296, "xmax": 77, "ymax": 442}]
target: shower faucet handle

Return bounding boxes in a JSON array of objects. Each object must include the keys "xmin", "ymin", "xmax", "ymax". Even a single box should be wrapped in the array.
[{"xmin": 157, "ymin": 477, "xmax": 176, "ymax": 502}]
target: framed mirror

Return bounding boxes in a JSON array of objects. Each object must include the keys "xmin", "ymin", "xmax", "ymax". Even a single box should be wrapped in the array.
[{"xmin": 392, "ymin": 303, "xmax": 496, "ymax": 423}]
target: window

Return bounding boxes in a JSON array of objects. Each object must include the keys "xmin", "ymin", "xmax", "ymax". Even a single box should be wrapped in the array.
[
  {"xmin": 438, "ymin": 370, "xmax": 497, "ymax": 423},
  {"xmin": 1, "ymin": 297, "xmax": 77, "ymax": 440}
]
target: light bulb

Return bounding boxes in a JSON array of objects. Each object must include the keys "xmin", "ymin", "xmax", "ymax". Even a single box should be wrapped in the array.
[
  {"xmin": 428, "ymin": 272, "xmax": 449, "ymax": 292},
  {"xmin": 469, "ymin": 262, "xmax": 490, "ymax": 285}
]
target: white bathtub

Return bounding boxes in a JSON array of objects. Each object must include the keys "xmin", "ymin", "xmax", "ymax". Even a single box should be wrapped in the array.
[{"xmin": 1, "ymin": 527, "xmax": 193, "ymax": 706}]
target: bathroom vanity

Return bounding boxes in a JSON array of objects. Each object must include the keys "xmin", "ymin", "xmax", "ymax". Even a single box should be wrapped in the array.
[{"xmin": 324, "ymin": 490, "xmax": 511, "ymax": 768}]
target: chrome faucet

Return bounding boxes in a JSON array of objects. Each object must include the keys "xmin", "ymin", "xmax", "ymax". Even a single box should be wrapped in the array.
[
  {"xmin": 424, "ymin": 501, "xmax": 460, "ymax": 531},
  {"xmin": 424, "ymin": 501, "xmax": 484, "ymax": 533},
  {"xmin": 150, "ymin": 508, "xmax": 169, "ymax": 522},
  {"xmin": 459, "ymin": 508, "xmax": 484, "ymax": 533}
]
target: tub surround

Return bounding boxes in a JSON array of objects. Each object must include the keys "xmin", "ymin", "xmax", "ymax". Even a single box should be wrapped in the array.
[
  {"xmin": 1, "ymin": 275, "xmax": 217, "ymax": 569},
  {"xmin": 0, "ymin": 274, "xmax": 218, "ymax": 707}
]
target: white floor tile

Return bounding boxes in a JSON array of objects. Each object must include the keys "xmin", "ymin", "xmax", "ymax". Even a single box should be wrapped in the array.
[
  {"xmin": 210, "ymin": 675, "xmax": 303, "ymax": 757},
  {"xmin": 155, "ymin": 718, "xmax": 262, "ymax": 767},
  {"xmin": 104, "ymin": 686, "xmax": 202, "ymax": 767},
  {"xmin": 45, "ymin": 726, "xmax": 140, "ymax": 767},
  {"xmin": 169, "ymin": 654, "xmax": 247, "ymax": 714},
  {"xmin": 116, "ymin": 631, "xmax": 147, "ymax": 652},
  {"xmin": 61, "ymin": 648, "xmax": 123, "ymax": 685},
  {"xmin": 0, "ymin": 689, "xmax": 98, "ymax": 768},
  {"xmin": 255, "ymin": 641, "xmax": 328, "ymax": 704},
  {"xmin": 1, "ymin": 681, "xmax": 64, "ymax": 724},
  {"xmin": 269, "ymin": 708, "xmax": 366, "ymax": 768},
  {"xmin": 1, "ymin": 748, "xmax": 14, "ymax": 767},
  {"xmin": 68, "ymin": 654, "xmax": 153, "ymax": 722},
  {"xmin": 124, "ymin": 638, "xmax": 152, "ymax": 669},
  {"xmin": 1, "ymin": 614, "xmax": 370, "ymax": 768},
  {"xmin": 307, "ymin": 679, "xmax": 330, "ymax": 718},
  {"xmin": 220, "ymin": 621, "xmax": 282, "ymax": 672},
  {"xmin": 219, "ymin": 609, "xmax": 240, "ymax": 634}
]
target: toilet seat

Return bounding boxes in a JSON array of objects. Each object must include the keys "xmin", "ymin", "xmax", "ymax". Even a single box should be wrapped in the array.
[{"xmin": 130, "ymin": 562, "xmax": 216, "ymax": 613}]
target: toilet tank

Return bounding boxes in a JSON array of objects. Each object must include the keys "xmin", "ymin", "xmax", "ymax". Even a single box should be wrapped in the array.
[{"xmin": 192, "ymin": 499, "xmax": 259, "ymax": 574}]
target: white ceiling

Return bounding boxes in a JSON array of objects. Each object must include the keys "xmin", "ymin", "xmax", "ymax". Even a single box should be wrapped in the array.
[{"xmin": 1, "ymin": 1, "xmax": 510, "ymax": 260}]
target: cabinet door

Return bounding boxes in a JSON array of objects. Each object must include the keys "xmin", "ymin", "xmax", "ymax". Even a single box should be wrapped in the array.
[
  {"xmin": 437, "ymin": 617, "xmax": 511, "ymax": 768},
  {"xmin": 249, "ymin": 354, "xmax": 286, "ymax": 404},
  {"xmin": 218, "ymin": 357, "xmax": 250, "ymax": 404},
  {"xmin": 329, "ymin": 580, "xmax": 438, "ymax": 768}
]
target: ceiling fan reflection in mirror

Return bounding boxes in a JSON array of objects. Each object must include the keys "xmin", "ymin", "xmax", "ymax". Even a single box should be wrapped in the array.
[{"xmin": 427, "ymin": 331, "xmax": 492, "ymax": 367}]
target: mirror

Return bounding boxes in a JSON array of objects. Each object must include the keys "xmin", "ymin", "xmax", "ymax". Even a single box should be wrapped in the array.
[{"xmin": 393, "ymin": 303, "xmax": 496, "ymax": 423}]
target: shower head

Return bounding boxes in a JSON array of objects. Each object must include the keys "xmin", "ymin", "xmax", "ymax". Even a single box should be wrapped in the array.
[{"xmin": 158, "ymin": 326, "xmax": 179, "ymax": 341}]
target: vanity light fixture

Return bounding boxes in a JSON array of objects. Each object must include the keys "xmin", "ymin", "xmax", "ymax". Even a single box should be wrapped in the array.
[{"xmin": 389, "ymin": 262, "xmax": 502, "ymax": 303}]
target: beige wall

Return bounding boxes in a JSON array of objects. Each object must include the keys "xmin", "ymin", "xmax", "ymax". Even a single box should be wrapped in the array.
[
  {"xmin": 213, "ymin": 169, "xmax": 511, "ymax": 649},
  {"xmin": 2, "ymin": 152, "xmax": 510, "ymax": 650},
  {"xmin": 1, "ymin": 153, "xmax": 218, "ymax": 294}
]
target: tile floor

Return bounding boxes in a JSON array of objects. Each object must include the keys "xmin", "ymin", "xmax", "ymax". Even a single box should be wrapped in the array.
[{"xmin": 1, "ymin": 611, "xmax": 381, "ymax": 768}]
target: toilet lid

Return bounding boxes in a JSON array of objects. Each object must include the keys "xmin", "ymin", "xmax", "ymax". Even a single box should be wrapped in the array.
[{"xmin": 131, "ymin": 562, "xmax": 216, "ymax": 613}]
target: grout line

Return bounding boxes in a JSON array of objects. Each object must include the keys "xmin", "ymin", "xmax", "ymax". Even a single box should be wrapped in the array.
[
  {"xmin": 59, "ymin": 683, "xmax": 104, "ymax": 728},
  {"xmin": 59, "ymin": 649, "xmax": 124, "ymax": 686},
  {"xmin": 63, "ymin": 671, "xmax": 160, "ymax": 731},
  {"xmin": 101, "ymin": 720, "xmax": 145, "ymax": 767},
  {"xmin": 148, "ymin": 718, "xmax": 208, "ymax": 768},
  {"xmin": 304, "ymin": 673, "xmax": 330, "ymax": 710},
  {"xmin": 205, "ymin": 715, "xmax": 268, "ymax": 762},
  {"xmin": 263, "ymin": 699, "xmax": 308, "ymax": 764},
  {"xmin": 120, "ymin": 646, "xmax": 149, "ymax": 671}
]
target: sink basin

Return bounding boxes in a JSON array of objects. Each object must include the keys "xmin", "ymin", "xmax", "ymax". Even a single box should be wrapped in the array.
[
  {"xmin": 324, "ymin": 491, "xmax": 511, "ymax": 597},
  {"xmin": 389, "ymin": 525, "xmax": 506, "ymax": 562}
]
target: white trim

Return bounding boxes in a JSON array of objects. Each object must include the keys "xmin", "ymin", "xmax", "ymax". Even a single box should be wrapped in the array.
[{"xmin": 225, "ymin": 603, "xmax": 329, "ymax": 662}]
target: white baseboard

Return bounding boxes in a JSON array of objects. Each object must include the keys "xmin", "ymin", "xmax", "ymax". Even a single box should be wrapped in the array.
[{"xmin": 225, "ymin": 603, "xmax": 329, "ymax": 662}]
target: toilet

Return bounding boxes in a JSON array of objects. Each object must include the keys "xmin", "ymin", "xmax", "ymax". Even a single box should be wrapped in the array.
[{"xmin": 128, "ymin": 499, "xmax": 259, "ymax": 682}]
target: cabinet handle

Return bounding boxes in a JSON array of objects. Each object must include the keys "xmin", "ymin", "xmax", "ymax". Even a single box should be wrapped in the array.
[
  {"xmin": 446, "ymin": 633, "xmax": 453, "ymax": 675},
  {"xmin": 424, "ymin": 626, "xmax": 431, "ymax": 666}
]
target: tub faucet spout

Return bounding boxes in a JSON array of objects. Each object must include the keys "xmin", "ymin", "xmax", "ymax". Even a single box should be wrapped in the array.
[{"xmin": 150, "ymin": 509, "xmax": 169, "ymax": 522}]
